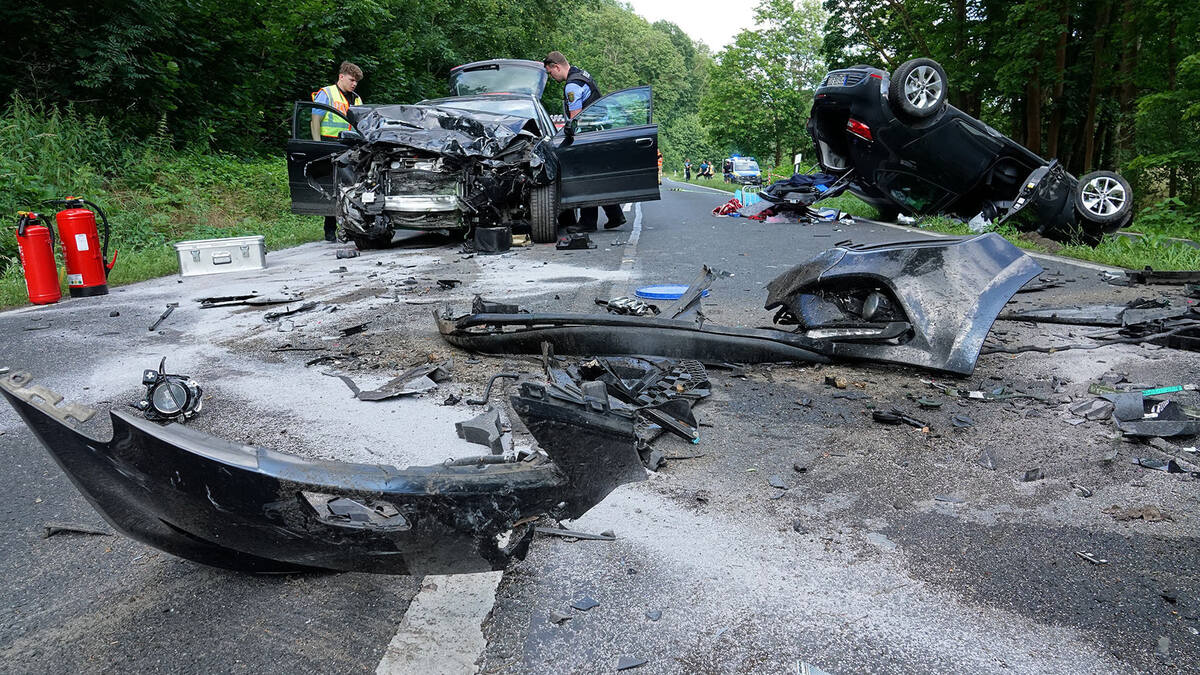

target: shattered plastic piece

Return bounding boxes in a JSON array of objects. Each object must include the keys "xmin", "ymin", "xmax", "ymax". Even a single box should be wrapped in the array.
[
  {"xmin": 595, "ymin": 296, "xmax": 660, "ymax": 317},
  {"xmin": 534, "ymin": 527, "xmax": 616, "ymax": 541},
  {"xmin": 1022, "ymin": 468, "xmax": 1045, "ymax": 482},
  {"xmin": 977, "ymin": 448, "xmax": 998, "ymax": 470},
  {"xmin": 442, "ymin": 393, "xmax": 462, "ymax": 406},
  {"xmin": 335, "ymin": 248, "xmax": 360, "ymax": 259},
  {"xmin": 455, "ymin": 407, "xmax": 504, "ymax": 454},
  {"xmin": 767, "ymin": 475, "xmax": 788, "ymax": 490},
  {"xmin": 339, "ymin": 323, "xmax": 369, "ymax": 337},
  {"xmin": 616, "ymin": 657, "xmax": 648, "ymax": 671},
  {"xmin": 549, "ymin": 610, "xmax": 573, "ymax": 624},
  {"xmin": 556, "ymin": 232, "xmax": 594, "ymax": 250},
  {"xmin": 0, "ymin": 372, "xmax": 648, "ymax": 575},
  {"xmin": 1125, "ymin": 267, "xmax": 1200, "ymax": 285},
  {"xmin": 1132, "ymin": 457, "xmax": 1199, "ymax": 476},
  {"xmin": 42, "ymin": 522, "xmax": 111, "ymax": 538},
  {"xmin": 437, "ymin": 279, "xmax": 462, "ymax": 289},
  {"xmin": 1072, "ymin": 483, "xmax": 1094, "ymax": 498},
  {"xmin": 1101, "ymin": 392, "xmax": 1145, "ymax": 422},
  {"xmin": 1069, "ymin": 399, "xmax": 1114, "ymax": 421},
  {"xmin": 148, "ymin": 303, "xmax": 178, "ymax": 331},
  {"xmin": 934, "ymin": 494, "xmax": 966, "ymax": 504},
  {"xmin": 1118, "ymin": 401, "xmax": 1200, "ymax": 437},
  {"xmin": 951, "ymin": 414, "xmax": 974, "ymax": 428},
  {"xmin": 351, "ymin": 360, "xmax": 453, "ymax": 401},
  {"xmin": 571, "ymin": 597, "xmax": 600, "ymax": 611},
  {"xmin": 264, "ymin": 301, "xmax": 318, "ymax": 321},
  {"xmin": 872, "ymin": 408, "xmax": 928, "ymax": 430},
  {"xmin": 1076, "ymin": 551, "xmax": 1108, "ymax": 565},
  {"xmin": 645, "ymin": 609, "xmax": 662, "ymax": 621}
]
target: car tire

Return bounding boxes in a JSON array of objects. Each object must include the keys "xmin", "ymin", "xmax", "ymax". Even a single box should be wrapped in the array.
[
  {"xmin": 530, "ymin": 181, "xmax": 559, "ymax": 244},
  {"xmin": 889, "ymin": 58, "xmax": 948, "ymax": 119},
  {"xmin": 1073, "ymin": 170, "xmax": 1132, "ymax": 227}
]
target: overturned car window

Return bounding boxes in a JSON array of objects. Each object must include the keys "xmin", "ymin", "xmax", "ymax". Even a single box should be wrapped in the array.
[{"xmin": 574, "ymin": 87, "xmax": 651, "ymax": 134}]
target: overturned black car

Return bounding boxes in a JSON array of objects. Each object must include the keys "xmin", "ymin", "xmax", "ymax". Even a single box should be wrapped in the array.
[
  {"xmin": 808, "ymin": 58, "xmax": 1133, "ymax": 244},
  {"xmin": 286, "ymin": 59, "xmax": 660, "ymax": 247}
]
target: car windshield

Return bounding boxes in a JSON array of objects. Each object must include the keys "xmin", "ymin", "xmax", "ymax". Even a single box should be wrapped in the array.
[
  {"xmin": 426, "ymin": 98, "xmax": 538, "ymax": 119},
  {"xmin": 450, "ymin": 63, "xmax": 546, "ymax": 96},
  {"xmin": 734, "ymin": 160, "xmax": 759, "ymax": 171}
]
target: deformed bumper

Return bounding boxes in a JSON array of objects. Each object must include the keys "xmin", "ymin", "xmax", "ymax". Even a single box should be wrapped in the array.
[{"xmin": 0, "ymin": 372, "xmax": 644, "ymax": 575}]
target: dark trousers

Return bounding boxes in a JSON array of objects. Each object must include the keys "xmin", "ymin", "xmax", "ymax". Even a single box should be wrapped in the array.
[
  {"xmin": 323, "ymin": 216, "xmax": 337, "ymax": 242},
  {"xmin": 577, "ymin": 204, "xmax": 625, "ymax": 228},
  {"xmin": 685, "ymin": 168, "xmax": 691, "ymax": 180}
]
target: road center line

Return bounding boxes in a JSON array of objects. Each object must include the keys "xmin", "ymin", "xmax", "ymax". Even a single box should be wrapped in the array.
[
  {"xmin": 375, "ymin": 570, "xmax": 503, "ymax": 675},
  {"xmin": 617, "ymin": 202, "xmax": 644, "ymax": 286}
]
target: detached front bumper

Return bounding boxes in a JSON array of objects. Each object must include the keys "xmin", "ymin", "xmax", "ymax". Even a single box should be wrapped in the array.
[{"xmin": 0, "ymin": 372, "xmax": 644, "ymax": 575}]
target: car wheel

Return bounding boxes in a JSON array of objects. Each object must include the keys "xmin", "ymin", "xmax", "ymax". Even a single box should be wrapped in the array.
[
  {"xmin": 1073, "ymin": 170, "xmax": 1132, "ymax": 227},
  {"xmin": 530, "ymin": 181, "xmax": 559, "ymax": 244},
  {"xmin": 889, "ymin": 58, "xmax": 947, "ymax": 119}
]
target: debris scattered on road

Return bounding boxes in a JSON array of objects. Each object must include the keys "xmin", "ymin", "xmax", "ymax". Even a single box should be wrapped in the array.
[
  {"xmin": 148, "ymin": 303, "xmax": 178, "ymax": 331},
  {"xmin": 197, "ymin": 293, "xmax": 303, "ymax": 308},
  {"xmin": 42, "ymin": 522, "xmax": 111, "ymax": 538},
  {"xmin": 134, "ymin": 357, "xmax": 203, "ymax": 423},
  {"xmin": 549, "ymin": 610, "xmax": 572, "ymax": 624},
  {"xmin": 645, "ymin": 609, "xmax": 662, "ymax": 621},
  {"xmin": 109, "ymin": 310, "xmax": 120, "ymax": 317},
  {"xmin": 872, "ymin": 408, "xmax": 929, "ymax": 430},
  {"xmin": 556, "ymin": 232, "xmax": 594, "ymax": 250},
  {"xmin": 824, "ymin": 375, "xmax": 848, "ymax": 389},
  {"xmin": 1072, "ymin": 483, "xmax": 1093, "ymax": 498},
  {"xmin": 1022, "ymin": 468, "xmax": 1045, "ymax": 482},
  {"xmin": 442, "ymin": 393, "xmax": 461, "ymax": 406},
  {"xmin": 264, "ymin": 301, "xmax": 318, "ymax": 321},
  {"xmin": 437, "ymin": 279, "xmax": 461, "ymax": 289},
  {"xmin": 352, "ymin": 360, "xmax": 453, "ymax": 401},
  {"xmin": 1131, "ymin": 457, "xmax": 1199, "ymax": 476},
  {"xmin": 466, "ymin": 372, "xmax": 522, "ymax": 405},
  {"xmin": 767, "ymin": 475, "xmax": 788, "ymax": 490},
  {"xmin": 977, "ymin": 448, "xmax": 998, "ymax": 470},
  {"xmin": 534, "ymin": 527, "xmax": 616, "ymax": 541},
  {"xmin": 338, "ymin": 322, "xmax": 369, "ymax": 337},
  {"xmin": 934, "ymin": 494, "xmax": 966, "ymax": 504},
  {"xmin": 595, "ymin": 296, "xmax": 659, "ymax": 316},
  {"xmin": 951, "ymin": 414, "xmax": 975, "ymax": 428},
  {"xmin": 571, "ymin": 596, "xmax": 600, "ymax": 611},
  {"xmin": 335, "ymin": 248, "xmax": 359, "ymax": 259},
  {"xmin": 1076, "ymin": 551, "xmax": 1108, "ymax": 565},
  {"xmin": 455, "ymin": 407, "xmax": 504, "ymax": 454}
]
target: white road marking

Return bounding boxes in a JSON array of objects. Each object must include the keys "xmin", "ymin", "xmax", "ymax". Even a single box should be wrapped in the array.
[
  {"xmin": 871, "ymin": 221, "xmax": 1127, "ymax": 273},
  {"xmin": 375, "ymin": 571, "xmax": 503, "ymax": 675},
  {"xmin": 617, "ymin": 202, "xmax": 644, "ymax": 285},
  {"xmin": 622, "ymin": 202, "xmax": 631, "ymax": 212},
  {"xmin": 662, "ymin": 178, "xmax": 732, "ymax": 195}
]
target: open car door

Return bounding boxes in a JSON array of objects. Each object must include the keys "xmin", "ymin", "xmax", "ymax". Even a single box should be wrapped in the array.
[
  {"xmin": 286, "ymin": 101, "xmax": 355, "ymax": 216},
  {"xmin": 556, "ymin": 86, "xmax": 660, "ymax": 209}
]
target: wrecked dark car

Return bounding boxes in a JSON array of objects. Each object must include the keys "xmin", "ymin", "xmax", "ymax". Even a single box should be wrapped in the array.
[
  {"xmin": 808, "ymin": 58, "xmax": 1133, "ymax": 245},
  {"xmin": 0, "ymin": 370, "xmax": 649, "ymax": 575},
  {"xmin": 437, "ymin": 233, "xmax": 1042, "ymax": 375},
  {"xmin": 286, "ymin": 59, "xmax": 660, "ymax": 247}
]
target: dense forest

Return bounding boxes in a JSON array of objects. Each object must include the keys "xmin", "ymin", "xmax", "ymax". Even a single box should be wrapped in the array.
[{"xmin": 2, "ymin": 0, "xmax": 1196, "ymax": 226}]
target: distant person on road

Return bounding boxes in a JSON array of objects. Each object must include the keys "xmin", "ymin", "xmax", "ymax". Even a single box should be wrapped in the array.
[
  {"xmin": 723, "ymin": 158, "xmax": 733, "ymax": 182},
  {"xmin": 684, "ymin": 158, "xmax": 692, "ymax": 180},
  {"xmin": 657, "ymin": 150, "xmax": 663, "ymax": 185},
  {"xmin": 311, "ymin": 61, "xmax": 364, "ymax": 241},
  {"xmin": 543, "ymin": 51, "xmax": 626, "ymax": 233}
]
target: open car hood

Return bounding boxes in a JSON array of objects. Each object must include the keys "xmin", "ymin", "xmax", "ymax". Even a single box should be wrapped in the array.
[
  {"xmin": 0, "ymin": 372, "xmax": 644, "ymax": 575},
  {"xmin": 449, "ymin": 59, "xmax": 547, "ymax": 97}
]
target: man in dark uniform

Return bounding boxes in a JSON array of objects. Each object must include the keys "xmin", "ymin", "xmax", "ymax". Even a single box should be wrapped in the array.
[{"xmin": 543, "ymin": 51, "xmax": 626, "ymax": 232}]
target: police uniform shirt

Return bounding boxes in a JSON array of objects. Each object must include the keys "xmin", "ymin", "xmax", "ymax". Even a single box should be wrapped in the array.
[{"xmin": 564, "ymin": 81, "xmax": 593, "ymax": 115}]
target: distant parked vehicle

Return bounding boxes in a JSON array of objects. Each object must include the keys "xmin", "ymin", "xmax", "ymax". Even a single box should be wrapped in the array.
[
  {"xmin": 807, "ymin": 57, "xmax": 1132, "ymax": 245},
  {"xmin": 724, "ymin": 156, "xmax": 762, "ymax": 185}
]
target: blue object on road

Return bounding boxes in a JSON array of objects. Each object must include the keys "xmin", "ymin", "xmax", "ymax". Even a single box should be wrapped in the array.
[{"xmin": 635, "ymin": 284, "xmax": 712, "ymax": 300}]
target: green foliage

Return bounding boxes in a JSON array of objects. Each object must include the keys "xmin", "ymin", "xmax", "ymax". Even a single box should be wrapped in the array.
[
  {"xmin": 0, "ymin": 100, "xmax": 317, "ymax": 307},
  {"xmin": 703, "ymin": 0, "xmax": 827, "ymax": 166}
]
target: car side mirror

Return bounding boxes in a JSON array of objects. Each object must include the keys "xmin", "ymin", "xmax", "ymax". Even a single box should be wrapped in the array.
[{"xmin": 338, "ymin": 130, "xmax": 365, "ymax": 145}]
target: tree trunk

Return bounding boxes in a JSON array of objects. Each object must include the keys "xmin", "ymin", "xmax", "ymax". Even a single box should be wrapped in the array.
[
  {"xmin": 1115, "ymin": 0, "xmax": 1137, "ymax": 158},
  {"xmin": 1081, "ymin": 0, "xmax": 1112, "ymax": 172},
  {"xmin": 1046, "ymin": 2, "xmax": 1069, "ymax": 159},
  {"xmin": 1024, "ymin": 50, "xmax": 1044, "ymax": 154},
  {"xmin": 1168, "ymin": 20, "xmax": 1178, "ymax": 198}
]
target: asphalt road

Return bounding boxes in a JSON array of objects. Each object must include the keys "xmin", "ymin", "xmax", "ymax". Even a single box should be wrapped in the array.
[{"xmin": 1, "ymin": 179, "xmax": 1196, "ymax": 673}]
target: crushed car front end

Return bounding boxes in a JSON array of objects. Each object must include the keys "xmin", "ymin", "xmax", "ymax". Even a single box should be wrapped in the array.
[{"xmin": 333, "ymin": 102, "xmax": 556, "ymax": 247}]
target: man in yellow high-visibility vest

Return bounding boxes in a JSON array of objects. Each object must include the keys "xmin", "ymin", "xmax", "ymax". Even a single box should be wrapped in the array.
[
  {"xmin": 311, "ymin": 62, "xmax": 363, "ymax": 240},
  {"xmin": 311, "ymin": 61, "xmax": 363, "ymax": 141}
]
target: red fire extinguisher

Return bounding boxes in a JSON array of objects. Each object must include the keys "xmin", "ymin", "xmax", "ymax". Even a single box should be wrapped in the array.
[
  {"xmin": 15, "ymin": 211, "xmax": 62, "ymax": 305},
  {"xmin": 45, "ymin": 197, "xmax": 117, "ymax": 297}
]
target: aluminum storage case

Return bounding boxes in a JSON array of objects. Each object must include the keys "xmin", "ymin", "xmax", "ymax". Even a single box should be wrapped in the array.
[{"xmin": 173, "ymin": 236, "xmax": 266, "ymax": 277}]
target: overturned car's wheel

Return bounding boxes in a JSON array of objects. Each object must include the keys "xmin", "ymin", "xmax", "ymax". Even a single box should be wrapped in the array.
[
  {"xmin": 530, "ymin": 181, "xmax": 559, "ymax": 244},
  {"xmin": 889, "ymin": 58, "xmax": 947, "ymax": 119},
  {"xmin": 1073, "ymin": 170, "xmax": 1132, "ymax": 227}
]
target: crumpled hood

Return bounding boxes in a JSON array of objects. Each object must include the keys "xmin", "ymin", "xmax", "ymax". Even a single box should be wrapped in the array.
[{"xmin": 352, "ymin": 104, "xmax": 543, "ymax": 160}]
